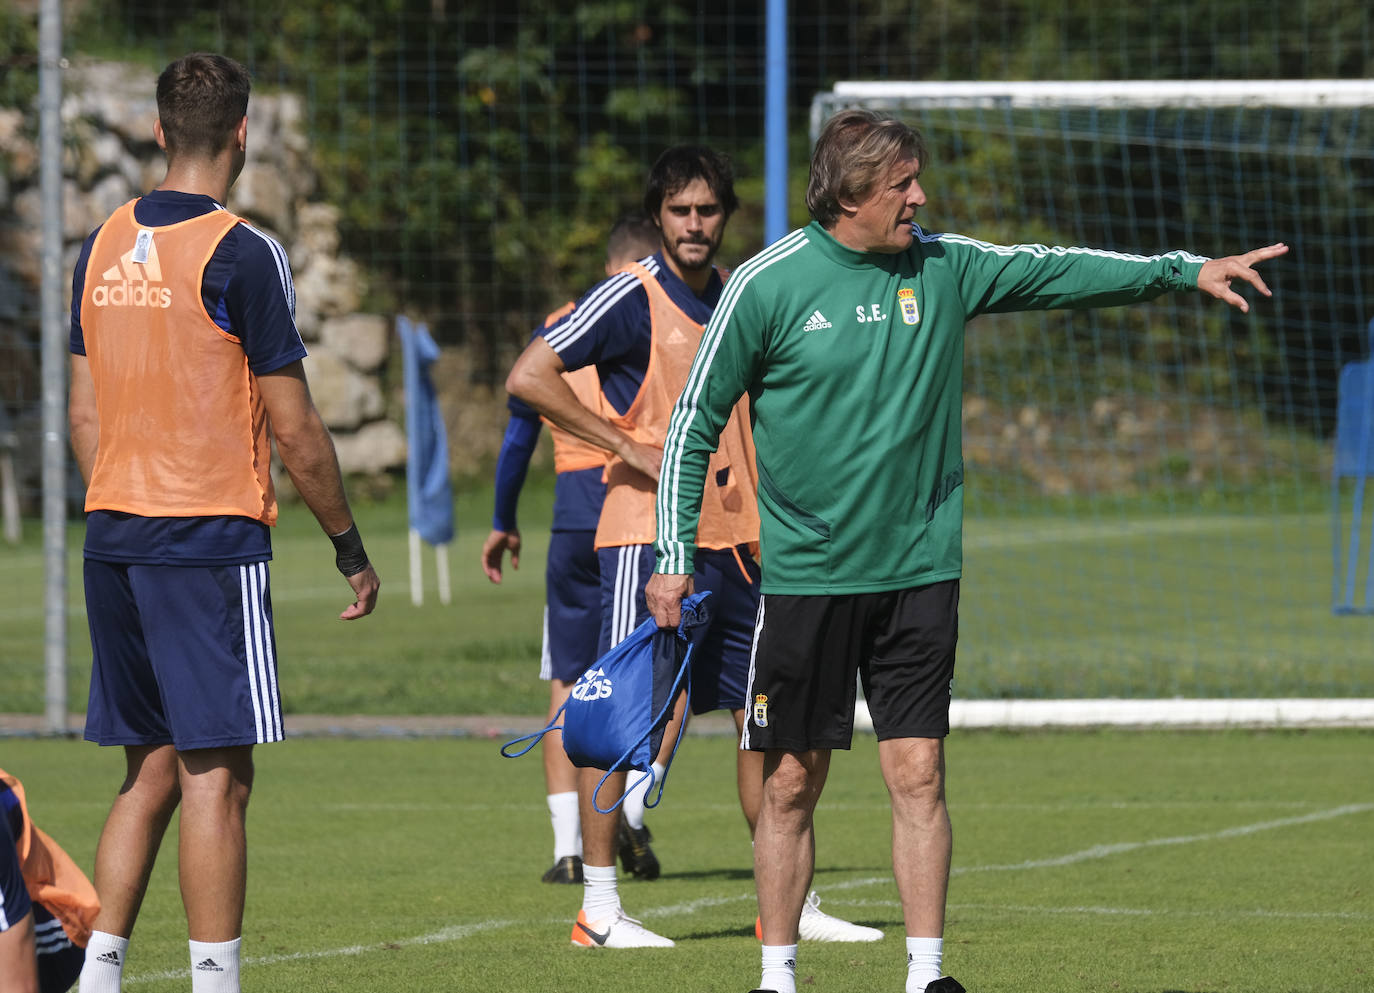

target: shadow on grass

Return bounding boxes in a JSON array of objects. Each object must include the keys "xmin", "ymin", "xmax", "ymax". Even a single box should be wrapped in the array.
[
  {"xmin": 675, "ymin": 917, "xmax": 893, "ymax": 942},
  {"xmin": 675, "ymin": 924, "xmax": 757, "ymax": 941},
  {"xmin": 655, "ymin": 867, "xmax": 755, "ymax": 883},
  {"xmin": 812, "ymin": 865, "xmax": 889, "ymax": 878},
  {"xmin": 655, "ymin": 863, "xmax": 889, "ymax": 885}
]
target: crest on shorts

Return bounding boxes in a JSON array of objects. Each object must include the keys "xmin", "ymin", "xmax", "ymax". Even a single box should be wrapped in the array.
[
  {"xmin": 897, "ymin": 287, "xmax": 920, "ymax": 326},
  {"xmin": 753, "ymin": 693, "xmax": 769, "ymax": 727}
]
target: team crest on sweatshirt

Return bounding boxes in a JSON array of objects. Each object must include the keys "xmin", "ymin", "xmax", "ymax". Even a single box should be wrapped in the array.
[{"xmin": 897, "ymin": 287, "xmax": 920, "ymax": 326}]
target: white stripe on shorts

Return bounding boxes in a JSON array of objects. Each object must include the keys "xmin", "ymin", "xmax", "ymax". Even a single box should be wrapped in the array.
[
  {"xmin": 34, "ymin": 916, "xmax": 73, "ymax": 952},
  {"xmin": 540, "ymin": 605, "xmax": 553, "ymax": 681},
  {"xmin": 239, "ymin": 562, "xmax": 283, "ymax": 743},
  {"xmin": 740, "ymin": 593, "xmax": 767, "ymax": 750},
  {"xmin": 610, "ymin": 545, "xmax": 643, "ymax": 648}
]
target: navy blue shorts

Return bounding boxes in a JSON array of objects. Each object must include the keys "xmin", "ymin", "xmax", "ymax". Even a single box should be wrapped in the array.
[
  {"xmin": 83, "ymin": 559, "xmax": 285, "ymax": 750},
  {"xmin": 598, "ymin": 544, "xmax": 761, "ymax": 715},
  {"xmin": 34, "ymin": 901, "xmax": 84, "ymax": 993},
  {"xmin": 542, "ymin": 529, "xmax": 602, "ymax": 684}
]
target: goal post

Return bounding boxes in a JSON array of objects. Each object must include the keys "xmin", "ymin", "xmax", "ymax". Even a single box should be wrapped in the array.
[
  {"xmin": 811, "ymin": 80, "xmax": 1374, "ymax": 728},
  {"xmin": 814, "ymin": 79, "xmax": 1374, "ymax": 119}
]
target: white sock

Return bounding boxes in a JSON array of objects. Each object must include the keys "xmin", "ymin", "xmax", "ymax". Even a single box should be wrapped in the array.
[
  {"xmin": 79, "ymin": 931, "xmax": 129, "ymax": 993},
  {"xmin": 761, "ymin": 942, "xmax": 799, "ymax": 993},
  {"xmin": 547, "ymin": 791, "xmax": 581, "ymax": 859},
  {"xmin": 190, "ymin": 937, "xmax": 241, "ymax": 993},
  {"xmin": 581, "ymin": 863, "xmax": 619, "ymax": 922},
  {"xmin": 905, "ymin": 936, "xmax": 944, "ymax": 993},
  {"xmin": 622, "ymin": 761, "xmax": 664, "ymax": 830}
]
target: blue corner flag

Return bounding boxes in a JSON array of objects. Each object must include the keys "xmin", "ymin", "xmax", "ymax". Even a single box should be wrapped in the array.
[
  {"xmin": 1332, "ymin": 318, "xmax": 1374, "ymax": 614},
  {"xmin": 398, "ymin": 317, "xmax": 454, "ymax": 546}
]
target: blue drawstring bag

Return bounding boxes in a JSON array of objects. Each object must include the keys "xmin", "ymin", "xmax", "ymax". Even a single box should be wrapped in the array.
[{"xmin": 501, "ymin": 591, "xmax": 714, "ymax": 813}]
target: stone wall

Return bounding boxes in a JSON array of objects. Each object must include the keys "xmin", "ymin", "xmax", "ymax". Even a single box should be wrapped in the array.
[{"xmin": 0, "ymin": 58, "xmax": 406, "ymax": 508}]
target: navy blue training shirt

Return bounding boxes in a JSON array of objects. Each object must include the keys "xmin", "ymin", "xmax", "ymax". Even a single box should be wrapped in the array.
[
  {"xmin": 70, "ymin": 190, "xmax": 307, "ymax": 565},
  {"xmin": 538, "ymin": 253, "xmax": 724, "ymax": 416}
]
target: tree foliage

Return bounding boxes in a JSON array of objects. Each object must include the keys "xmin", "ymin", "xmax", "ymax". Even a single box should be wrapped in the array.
[{"xmin": 20, "ymin": 0, "xmax": 1373, "ymax": 424}]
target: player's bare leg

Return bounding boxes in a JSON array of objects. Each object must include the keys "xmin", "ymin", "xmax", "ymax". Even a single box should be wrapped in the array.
[
  {"xmin": 616, "ymin": 691, "xmax": 684, "ymax": 881},
  {"xmin": 732, "ymin": 708, "xmax": 764, "ymax": 835},
  {"xmin": 90, "ymin": 744, "xmax": 182, "ymax": 937},
  {"xmin": 543, "ymin": 680, "xmax": 579, "ymax": 793},
  {"xmin": 578, "ymin": 765, "xmax": 625, "ymax": 871},
  {"xmin": 754, "ymin": 748, "xmax": 829, "ymax": 943},
  {"xmin": 79, "ymin": 744, "xmax": 181, "ymax": 993},
  {"xmin": 570, "ymin": 766, "xmax": 673, "ymax": 947},
  {"xmin": 178, "ymin": 746, "xmax": 254, "ymax": 942},
  {"xmin": 880, "ymin": 735, "xmax": 953, "ymax": 992},
  {"xmin": 542, "ymin": 679, "xmax": 584, "ymax": 882},
  {"xmin": 879, "ymin": 737, "xmax": 949, "ymax": 936}
]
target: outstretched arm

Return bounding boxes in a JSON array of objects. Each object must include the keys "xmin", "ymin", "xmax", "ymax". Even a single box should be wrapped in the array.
[{"xmin": 1196, "ymin": 242, "xmax": 1289, "ymax": 313}]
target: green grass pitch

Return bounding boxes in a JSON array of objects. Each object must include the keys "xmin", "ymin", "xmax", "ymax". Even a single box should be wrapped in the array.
[
  {"xmin": 3, "ymin": 728, "xmax": 1371, "ymax": 993},
  {"xmin": 2, "ymin": 476, "xmax": 1371, "ymax": 714}
]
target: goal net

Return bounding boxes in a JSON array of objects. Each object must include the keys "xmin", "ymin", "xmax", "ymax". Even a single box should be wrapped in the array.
[{"xmin": 811, "ymin": 80, "xmax": 1374, "ymax": 726}]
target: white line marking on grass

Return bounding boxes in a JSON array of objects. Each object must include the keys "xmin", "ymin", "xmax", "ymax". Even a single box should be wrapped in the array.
[
  {"xmin": 761, "ymin": 804, "xmax": 1374, "ymax": 897},
  {"xmin": 120, "ymin": 804, "xmax": 1371, "ymax": 981},
  {"xmin": 839, "ymin": 898, "xmax": 1374, "ymax": 923},
  {"xmin": 319, "ymin": 802, "xmax": 540, "ymax": 812},
  {"xmin": 818, "ymin": 799, "xmax": 1323, "ymax": 812},
  {"xmin": 946, "ymin": 902, "xmax": 1374, "ymax": 922},
  {"xmin": 638, "ymin": 892, "xmax": 757, "ymax": 919},
  {"xmin": 124, "ymin": 919, "xmax": 516, "ymax": 984},
  {"xmin": 959, "ymin": 803, "xmax": 1374, "ymax": 873}
]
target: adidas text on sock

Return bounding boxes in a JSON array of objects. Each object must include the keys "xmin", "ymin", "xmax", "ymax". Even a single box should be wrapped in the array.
[
  {"xmin": 79, "ymin": 931, "xmax": 129, "ymax": 993},
  {"xmin": 761, "ymin": 942, "xmax": 799, "ymax": 993},
  {"xmin": 190, "ymin": 937, "xmax": 242, "ymax": 993},
  {"xmin": 905, "ymin": 935, "xmax": 943, "ymax": 993}
]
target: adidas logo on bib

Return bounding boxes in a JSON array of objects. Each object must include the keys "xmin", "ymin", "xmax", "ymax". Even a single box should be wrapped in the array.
[{"xmin": 91, "ymin": 231, "xmax": 172, "ymax": 309}]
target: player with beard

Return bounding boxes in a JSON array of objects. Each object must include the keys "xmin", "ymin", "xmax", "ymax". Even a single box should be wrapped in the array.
[{"xmin": 507, "ymin": 146, "xmax": 880, "ymax": 949}]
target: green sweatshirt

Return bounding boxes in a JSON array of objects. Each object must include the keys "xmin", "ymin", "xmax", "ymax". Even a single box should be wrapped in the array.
[{"xmin": 655, "ymin": 221, "xmax": 1205, "ymax": 595}]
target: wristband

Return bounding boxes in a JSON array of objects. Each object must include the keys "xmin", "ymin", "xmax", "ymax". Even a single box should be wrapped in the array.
[{"xmin": 329, "ymin": 524, "xmax": 370, "ymax": 577}]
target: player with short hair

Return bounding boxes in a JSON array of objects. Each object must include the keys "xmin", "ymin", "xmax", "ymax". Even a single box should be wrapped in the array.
[
  {"xmin": 68, "ymin": 52, "xmax": 381, "ymax": 993},
  {"xmin": 482, "ymin": 211, "xmax": 663, "ymax": 885},
  {"xmin": 508, "ymin": 145, "xmax": 879, "ymax": 949},
  {"xmin": 646, "ymin": 107, "xmax": 1286, "ymax": 993}
]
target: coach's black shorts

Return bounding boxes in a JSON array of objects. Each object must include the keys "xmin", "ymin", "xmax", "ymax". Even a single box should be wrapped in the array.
[{"xmin": 742, "ymin": 579, "xmax": 959, "ymax": 751}]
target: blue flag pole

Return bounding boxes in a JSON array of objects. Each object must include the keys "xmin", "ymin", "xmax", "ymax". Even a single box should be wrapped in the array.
[{"xmin": 398, "ymin": 316, "xmax": 455, "ymax": 605}]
